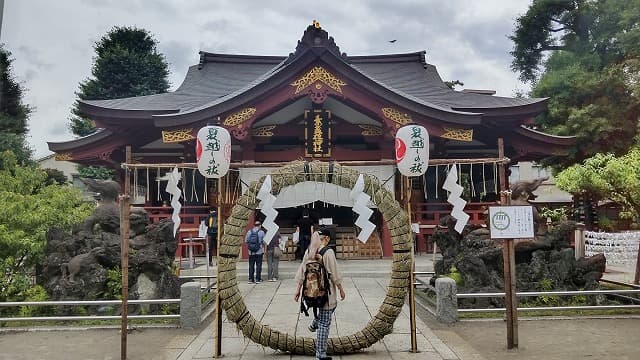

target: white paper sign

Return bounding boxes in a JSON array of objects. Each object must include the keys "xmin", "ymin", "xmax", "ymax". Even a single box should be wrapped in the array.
[
  {"xmin": 395, "ymin": 125, "xmax": 429, "ymax": 177},
  {"xmin": 489, "ymin": 206, "xmax": 535, "ymax": 239},
  {"xmin": 196, "ymin": 126, "xmax": 231, "ymax": 178}
]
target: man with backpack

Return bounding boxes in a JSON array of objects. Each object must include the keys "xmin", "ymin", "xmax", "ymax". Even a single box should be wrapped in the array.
[
  {"xmin": 294, "ymin": 229, "xmax": 345, "ymax": 360},
  {"xmin": 245, "ymin": 220, "xmax": 266, "ymax": 284}
]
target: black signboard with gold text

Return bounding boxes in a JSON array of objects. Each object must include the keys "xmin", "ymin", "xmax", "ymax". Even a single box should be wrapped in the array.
[{"xmin": 304, "ymin": 109, "xmax": 331, "ymax": 157}]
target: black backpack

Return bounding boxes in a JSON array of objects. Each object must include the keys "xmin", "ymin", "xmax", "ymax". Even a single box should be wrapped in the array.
[
  {"xmin": 247, "ymin": 230, "xmax": 261, "ymax": 252},
  {"xmin": 300, "ymin": 246, "xmax": 331, "ymax": 317}
]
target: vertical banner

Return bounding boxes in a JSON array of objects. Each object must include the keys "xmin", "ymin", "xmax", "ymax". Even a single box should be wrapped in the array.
[
  {"xmin": 304, "ymin": 109, "xmax": 331, "ymax": 157},
  {"xmin": 395, "ymin": 125, "xmax": 429, "ymax": 177},
  {"xmin": 196, "ymin": 125, "xmax": 231, "ymax": 178}
]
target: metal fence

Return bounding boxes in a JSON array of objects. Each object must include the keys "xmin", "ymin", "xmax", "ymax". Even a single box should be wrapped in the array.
[
  {"xmin": 456, "ymin": 289, "xmax": 640, "ymax": 313},
  {"xmin": 0, "ymin": 275, "xmax": 218, "ymax": 324},
  {"xmin": 0, "ymin": 299, "xmax": 180, "ymax": 322},
  {"xmin": 413, "ymin": 273, "xmax": 640, "ymax": 319}
]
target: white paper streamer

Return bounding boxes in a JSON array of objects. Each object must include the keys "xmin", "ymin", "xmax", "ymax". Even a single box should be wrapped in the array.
[
  {"xmin": 350, "ymin": 174, "xmax": 376, "ymax": 243},
  {"xmin": 257, "ymin": 175, "xmax": 279, "ymax": 244},
  {"xmin": 585, "ymin": 231, "xmax": 640, "ymax": 265},
  {"xmin": 165, "ymin": 167, "xmax": 183, "ymax": 237},
  {"xmin": 442, "ymin": 165, "xmax": 469, "ymax": 234}
]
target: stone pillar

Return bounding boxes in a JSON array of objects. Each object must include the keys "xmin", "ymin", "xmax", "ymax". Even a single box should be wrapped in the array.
[
  {"xmin": 180, "ymin": 282, "xmax": 201, "ymax": 329},
  {"xmin": 574, "ymin": 223, "xmax": 586, "ymax": 260},
  {"xmin": 435, "ymin": 277, "xmax": 458, "ymax": 323}
]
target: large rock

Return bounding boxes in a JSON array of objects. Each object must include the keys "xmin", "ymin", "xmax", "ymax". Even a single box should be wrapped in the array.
[
  {"xmin": 40, "ymin": 195, "xmax": 180, "ymax": 308},
  {"xmin": 434, "ymin": 219, "xmax": 606, "ymax": 307}
]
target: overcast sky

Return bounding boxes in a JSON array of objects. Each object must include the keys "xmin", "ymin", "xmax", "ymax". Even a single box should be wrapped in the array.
[{"xmin": 1, "ymin": 0, "xmax": 533, "ymax": 158}]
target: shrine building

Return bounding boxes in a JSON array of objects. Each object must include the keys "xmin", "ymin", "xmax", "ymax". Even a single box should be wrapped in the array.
[{"xmin": 48, "ymin": 23, "xmax": 573, "ymax": 258}]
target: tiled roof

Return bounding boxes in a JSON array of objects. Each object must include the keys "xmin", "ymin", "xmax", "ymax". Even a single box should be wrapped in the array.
[{"xmin": 81, "ymin": 51, "xmax": 543, "ymax": 115}]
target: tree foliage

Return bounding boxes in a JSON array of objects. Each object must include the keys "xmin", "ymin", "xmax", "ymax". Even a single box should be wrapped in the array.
[
  {"xmin": 69, "ymin": 26, "xmax": 170, "ymax": 137},
  {"xmin": 43, "ymin": 168, "xmax": 69, "ymax": 185},
  {"xmin": 0, "ymin": 45, "xmax": 32, "ymax": 165},
  {"xmin": 555, "ymin": 148, "xmax": 640, "ymax": 224},
  {"xmin": 444, "ymin": 79, "xmax": 464, "ymax": 90},
  {"xmin": 0, "ymin": 151, "xmax": 94, "ymax": 303},
  {"xmin": 510, "ymin": 0, "xmax": 640, "ymax": 167},
  {"xmin": 77, "ymin": 164, "xmax": 115, "ymax": 180}
]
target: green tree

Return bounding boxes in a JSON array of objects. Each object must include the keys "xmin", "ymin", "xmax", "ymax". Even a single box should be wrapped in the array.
[
  {"xmin": 444, "ymin": 80, "xmax": 464, "ymax": 90},
  {"xmin": 0, "ymin": 45, "xmax": 32, "ymax": 165},
  {"xmin": 43, "ymin": 168, "xmax": 69, "ymax": 185},
  {"xmin": 0, "ymin": 151, "xmax": 94, "ymax": 303},
  {"xmin": 555, "ymin": 148, "xmax": 640, "ymax": 224},
  {"xmin": 77, "ymin": 164, "xmax": 114, "ymax": 180},
  {"xmin": 69, "ymin": 26, "xmax": 170, "ymax": 137},
  {"xmin": 510, "ymin": 0, "xmax": 640, "ymax": 167}
]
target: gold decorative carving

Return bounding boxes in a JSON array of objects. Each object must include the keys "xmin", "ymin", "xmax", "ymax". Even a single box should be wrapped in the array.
[
  {"xmin": 441, "ymin": 127, "xmax": 474, "ymax": 142},
  {"xmin": 381, "ymin": 107, "xmax": 411, "ymax": 127},
  {"xmin": 358, "ymin": 125, "xmax": 383, "ymax": 136},
  {"xmin": 161, "ymin": 128, "xmax": 195, "ymax": 143},
  {"xmin": 291, "ymin": 66, "xmax": 347, "ymax": 94},
  {"xmin": 223, "ymin": 107, "xmax": 257, "ymax": 127},
  {"xmin": 251, "ymin": 125, "xmax": 276, "ymax": 137},
  {"xmin": 54, "ymin": 152, "xmax": 73, "ymax": 161}
]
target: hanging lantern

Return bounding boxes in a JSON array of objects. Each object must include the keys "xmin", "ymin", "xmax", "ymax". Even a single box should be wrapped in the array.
[
  {"xmin": 395, "ymin": 125, "xmax": 429, "ymax": 177},
  {"xmin": 196, "ymin": 125, "xmax": 231, "ymax": 178}
]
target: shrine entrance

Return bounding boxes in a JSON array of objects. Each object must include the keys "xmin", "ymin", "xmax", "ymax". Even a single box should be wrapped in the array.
[
  {"xmin": 270, "ymin": 201, "xmax": 384, "ymax": 260},
  {"xmin": 217, "ymin": 161, "xmax": 412, "ymax": 355}
]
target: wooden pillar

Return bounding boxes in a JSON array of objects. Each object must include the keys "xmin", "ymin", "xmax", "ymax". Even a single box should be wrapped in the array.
[
  {"xmin": 214, "ymin": 176, "xmax": 224, "ymax": 357},
  {"xmin": 405, "ymin": 176, "xmax": 418, "ymax": 353},
  {"xmin": 120, "ymin": 145, "xmax": 131, "ymax": 360},
  {"xmin": 498, "ymin": 138, "xmax": 518, "ymax": 349}
]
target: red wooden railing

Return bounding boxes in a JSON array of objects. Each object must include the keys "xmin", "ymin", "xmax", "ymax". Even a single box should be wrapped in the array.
[
  {"xmin": 411, "ymin": 201, "xmax": 498, "ymax": 253},
  {"xmin": 136, "ymin": 205, "xmax": 210, "ymax": 241}
]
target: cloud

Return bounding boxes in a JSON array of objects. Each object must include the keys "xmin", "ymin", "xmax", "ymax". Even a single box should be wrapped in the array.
[
  {"xmin": 2, "ymin": 0, "xmax": 533, "ymax": 158},
  {"xmin": 159, "ymin": 40, "xmax": 197, "ymax": 89}
]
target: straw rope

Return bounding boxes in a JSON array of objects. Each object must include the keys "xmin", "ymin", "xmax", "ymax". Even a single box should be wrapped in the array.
[{"xmin": 217, "ymin": 161, "xmax": 412, "ymax": 355}]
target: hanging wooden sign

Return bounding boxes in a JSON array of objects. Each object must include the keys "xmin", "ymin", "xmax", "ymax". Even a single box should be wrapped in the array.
[
  {"xmin": 196, "ymin": 126, "xmax": 231, "ymax": 178},
  {"xmin": 304, "ymin": 109, "xmax": 331, "ymax": 157},
  {"xmin": 395, "ymin": 124, "xmax": 429, "ymax": 176}
]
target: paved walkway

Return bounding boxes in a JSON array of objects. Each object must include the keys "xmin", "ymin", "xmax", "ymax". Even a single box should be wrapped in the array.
[
  {"xmin": 171, "ymin": 255, "xmax": 458, "ymax": 359},
  {"xmin": 1, "ymin": 254, "xmax": 635, "ymax": 360}
]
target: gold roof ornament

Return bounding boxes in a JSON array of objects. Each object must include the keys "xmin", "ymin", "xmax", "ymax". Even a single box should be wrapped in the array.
[
  {"xmin": 291, "ymin": 66, "xmax": 347, "ymax": 94},
  {"xmin": 223, "ymin": 107, "xmax": 257, "ymax": 127},
  {"xmin": 359, "ymin": 125, "xmax": 383, "ymax": 136},
  {"xmin": 441, "ymin": 127, "xmax": 473, "ymax": 142},
  {"xmin": 161, "ymin": 128, "xmax": 195, "ymax": 143},
  {"xmin": 54, "ymin": 152, "xmax": 73, "ymax": 161},
  {"xmin": 251, "ymin": 125, "xmax": 276, "ymax": 137},
  {"xmin": 381, "ymin": 107, "xmax": 411, "ymax": 127},
  {"xmin": 313, "ymin": 20, "xmax": 321, "ymax": 29}
]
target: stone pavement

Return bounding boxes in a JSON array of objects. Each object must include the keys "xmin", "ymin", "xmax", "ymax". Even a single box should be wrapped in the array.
[{"xmin": 169, "ymin": 255, "xmax": 460, "ymax": 359}]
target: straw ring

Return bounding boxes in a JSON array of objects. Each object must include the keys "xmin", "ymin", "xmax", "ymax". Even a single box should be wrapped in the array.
[{"xmin": 217, "ymin": 161, "xmax": 412, "ymax": 355}]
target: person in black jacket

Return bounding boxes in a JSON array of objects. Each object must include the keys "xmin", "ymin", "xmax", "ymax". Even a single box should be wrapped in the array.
[
  {"xmin": 205, "ymin": 208, "xmax": 218, "ymax": 266},
  {"xmin": 295, "ymin": 209, "xmax": 314, "ymax": 260}
]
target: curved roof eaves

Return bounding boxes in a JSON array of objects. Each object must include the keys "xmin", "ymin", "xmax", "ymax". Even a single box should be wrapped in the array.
[
  {"xmin": 48, "ymin": 128, "xmax": 114, "ymax": 152},
  {"xmin": 153, "ymin": 57, "xmax": 290, "ymax": 121},
  {"xmin": 515, "ymin": 125, "xmax": 576, "ymax": 145}
]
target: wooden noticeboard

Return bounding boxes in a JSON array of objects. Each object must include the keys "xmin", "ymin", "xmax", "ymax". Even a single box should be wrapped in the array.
[
  {"xmin": 489, "ymin": 206, "xmax": 534, "ymax": 239},
  {"xmin": 488, "ymin": 205, "xmax": 535, "ymax": 350}
]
